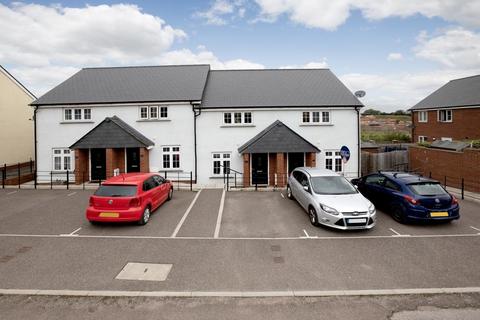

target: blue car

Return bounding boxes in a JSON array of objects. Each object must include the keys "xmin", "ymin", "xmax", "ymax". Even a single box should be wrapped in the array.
[{"xmin": 351, "ymin": 172, "xmax": 460, "ymax": 223}]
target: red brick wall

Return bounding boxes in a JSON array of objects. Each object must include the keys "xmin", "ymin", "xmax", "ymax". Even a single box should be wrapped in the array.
[
  {"xmin": 276, "ymin": 153, "xmax": 286, "ymax": 187},
  {"xmin": 305, "ymin": 152, "xmax": 317, "ymax": 167},
  {"xmin": 412, "ymin": 108, "xmax": 480, "ymax": 142},
  {"xmin": 112, "ymin": 148, "xmax": 125, "ymax": 173},
  {"xmin": 74, "ymin": 149, "xmax": 89, "ymax": 184},
  {"xmin": 269, "ymin": 153, "xmax": 277, "ymax": 186},
  {"xmin": 409, "ymin": 146, "xmax": 480, "ymax": 192},
  {"xmin": 242, "ymin": 153, "xmax": 250, "ymax": 187},
  {"xmin": 139, "ymin": 148, "xmax": 150, "ymax": 173}
]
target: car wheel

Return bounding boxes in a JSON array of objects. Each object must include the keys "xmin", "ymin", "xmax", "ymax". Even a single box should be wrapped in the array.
[
  {"xmin": 308, "ymin": 206, "xmax": 319, "ymax": 226},
  {"xmin": 392, "ymin": 206, "xmax": 406, "ymax": 224},
  {"xmin": 138, "ymin": 206, "xmax": 150, "ymax": 225},
  {"xmin": 286, "ymin": 185, "xmax": 294, "ymax": 200},
  {"xmin": 167, "ymin": 188, "xmax": 173, "ymax": 201}
]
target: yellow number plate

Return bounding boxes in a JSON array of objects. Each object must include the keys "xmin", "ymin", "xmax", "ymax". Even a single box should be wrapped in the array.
[
  {"xmin": 99, "ymin": 212, "xmax": 119, "ymax": 218},
  {"xmin": 430, "ymin": 211, "xmax": 449, "ymax": 217}
]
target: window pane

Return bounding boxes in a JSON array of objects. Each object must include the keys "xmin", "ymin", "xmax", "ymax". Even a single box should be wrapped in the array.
[
  {"xmin": 163, "ymin": 154, "xmax": 170, "ymax": 168},
  {"xmin": 335, "ymin": 158, "xmax": 342, "ymax": 172},
  {"xmin": 213, "ymin": 153, "xmax": 220, "ymax": 158},
  {"xmin": 172, "ymin": 147, "xmax": 180, "ymax": 152},
  {"xmin": 234, "ymin": 112, "xmax": 242, "ymax": 123},
  {"xmin": 223, "ymin": 153, "xmax": 230, "ymax": 158},
  {"xmin": 312, "ymin": 112, "xmax": 320, "ymax": 122},
  {"xmin": 160, "ymin": 107, "xmax": 168, "ymax": 118},
  {"xmin": 54, "ymin": 157, "xmax": 61, "ymax": 170},
  {"xmin": 54, "ymin": 149, "xmax": 61, "ymax": 154},
  {"xmin": 64, "ymin": 109, "xmax": 72, "ymax": 120},
  {"xmin": 325, "ymin": 158, "xmax": 332, "ymax": 170},
  {"xmin": 302, "ymin": 112, "xmax": 310, "ymax": 123},
  {"xmin": 74, "ymin": 109, "xmax": 82, "ymax": 120},
  {"xmin": 223, "ymin": 160, "xmax": 230, "ymax": 174},
  {"xmin": 322, "ymin": 111, "xmax": 330, "ymax": 123},
  {"xmin": 83, "ymin": 109, "xmax": 91, "ymax": 120},
  {"xmin": 140, "ymin": 107, "xmax": 148, "ymax": 119},
  {"xmin": 150, "ymin": 106, "xmax": 158, "ymax": 119},
  {"xmin": 64, "ymin": 156, "xmax": 71, "ymax": 170},
  {"xmin": 224, "ymin": 113, "xmax": 231, "ymax": 124},
  {"xmin": 172, "ymin": 154, "xmax": 180, "ymax": 168},
  {"xmin": 244, "ymin": 112, "xmax": 252, "ymax": 123},
  {"xmin": 163, "ymin": 147, "xmax": 170, "ymax": 152},
  {"xmin": 325, "ymin": 151, "xmax": 332, "ymax": 156},
  {"xmin": 213, "ymin": 160, "xmax": 220, "ymax": 174}
]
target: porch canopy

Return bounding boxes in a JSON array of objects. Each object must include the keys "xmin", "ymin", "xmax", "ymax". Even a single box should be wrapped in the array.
[
  {"xmin": 70, "ymin": 116, "xmax": 154, "ymax": 149},
  {"xmin": 238, "ymin": 120, "xmax": 320, "ymax": 154}
]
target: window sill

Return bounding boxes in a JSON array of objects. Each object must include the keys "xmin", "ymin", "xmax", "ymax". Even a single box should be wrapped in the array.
[
  {"xmin": 60, "ymin": 121, "xmax": 94, "ymax": 124},
  {"xmin": 221, "ymin": 124, "xmax": 255, "ymax": 128},
  {"xmin": 209, "ymin": 176, "xmax": 229, "ymax": 179},
  {"xmin": 137, "ymin": 119, "xmax": 171, "ymax": 122},
  {"xmin": 300, "ymin": 123, "xmax": 333, "ymax": 126}
]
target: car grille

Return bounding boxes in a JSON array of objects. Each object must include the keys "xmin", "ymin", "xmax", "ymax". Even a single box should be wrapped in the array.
[
  {"xmin": 342, "ymin": 211, "xmax": 368, "ymax": 216},
  {"xmin": 335, "ymin": 217, "xmax": 374, "ymax": 227}
]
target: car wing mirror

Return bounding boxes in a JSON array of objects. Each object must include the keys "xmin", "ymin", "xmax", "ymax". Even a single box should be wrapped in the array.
[
  {"xmin": 351, "ymin": 178, "xmax": 359, "ymax": 185},
  {"xmin": 303, "ymin": 185, "xmax": 310, "ymax": 192}
]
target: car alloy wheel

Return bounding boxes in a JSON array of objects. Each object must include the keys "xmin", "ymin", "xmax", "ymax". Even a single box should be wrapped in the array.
[
  {"xmin": 286, "ymin": 185, "xmax": 293, "ymax": 200},
  {"xmin": 309, "ymin": 207, "xmax": 319, "ymax": 226},
  {"xmin": 139, "ymin": 207, "xmax": 150, "ymax": 225},
  {"xmin": 392, "ymin": 207, "xmax": 406, "ymax": 224},
  {"xmin": 168, "ymin": 188, "xmax": 173, "ymax": 201}
]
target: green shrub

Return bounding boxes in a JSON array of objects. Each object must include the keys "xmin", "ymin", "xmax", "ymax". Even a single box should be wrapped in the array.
[{"xmin": 361, "ymin": 131, "xmax": 411, "ymax": 143}]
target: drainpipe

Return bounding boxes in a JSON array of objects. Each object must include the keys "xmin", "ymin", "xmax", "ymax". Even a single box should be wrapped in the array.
[
  {"xmin": 192, "ymin": 103, "xmax": 201, "ymax": 183},
  {"xmin": 355, "ymin": 106, "xmax": 361, "ymax": 177},
  {"xmin": 33, "ymin": 106, "xmax": 38, "ymax": 184}
]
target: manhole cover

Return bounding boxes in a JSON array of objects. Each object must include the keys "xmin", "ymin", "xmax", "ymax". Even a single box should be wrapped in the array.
[
  {"xmin": 116, "ymin": 263, "xmax": 172, "ymax": 281},
  {"xmin": 270, "ymin": 245, "xmax": 281, "ymax": 252},
  {"xmin": 273, "ymin": 256, "xmax": 284, "ymax": 264}
]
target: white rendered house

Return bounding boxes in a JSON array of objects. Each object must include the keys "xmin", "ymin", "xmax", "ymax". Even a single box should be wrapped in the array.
[{"xmin": 31, "ymin": 65, "xmax": 363, "ymax": 187}]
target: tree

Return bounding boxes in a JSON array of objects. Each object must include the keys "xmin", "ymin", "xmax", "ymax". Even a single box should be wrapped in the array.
[
  {"xmin": 392, "ymin": 109, "xmax": 407, "ymax": 115},
  {"xmin": 362, "ymin": 108, "xmax": 382, "ymax": 115}
]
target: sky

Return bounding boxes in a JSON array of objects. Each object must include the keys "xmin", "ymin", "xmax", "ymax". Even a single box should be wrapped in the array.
[{"xmin": 1, "ymin": 1, "xmax": 479, "ymax": 111}]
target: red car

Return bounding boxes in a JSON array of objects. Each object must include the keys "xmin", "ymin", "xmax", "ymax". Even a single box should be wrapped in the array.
[{"xmin": 86, "ymin": 173, "xmax": 173, "ymax": 225}]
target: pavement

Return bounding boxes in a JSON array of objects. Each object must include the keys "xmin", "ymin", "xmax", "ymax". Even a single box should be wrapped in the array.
[{"xmin": 0, "ymin": 188, "xmax": 479, "ymax": 319}]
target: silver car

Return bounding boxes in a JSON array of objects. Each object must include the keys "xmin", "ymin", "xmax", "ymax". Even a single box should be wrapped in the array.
[{"xmin": 287, "ymin": 167, "xmax": 376, "ymax": 230}]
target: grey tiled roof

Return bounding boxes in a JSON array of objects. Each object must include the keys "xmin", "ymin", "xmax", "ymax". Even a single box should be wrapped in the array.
[
  {"xmin": 32, "ymin": 65, "xmax": 210, "ymax": 106},
  {"xmin": 201, "ymin": 69, "xmax": 362, "ymax": 108},
  {"xmin": 410, "ymin": 75, "xmax": 480, "ymax": 110},
  {"xmin": 70, "ymin": 116, "xmax": 154, "ymax": 149},
  {"xmin": 238, "ymin": 120, "xmax": 320, "ymax": 154}
]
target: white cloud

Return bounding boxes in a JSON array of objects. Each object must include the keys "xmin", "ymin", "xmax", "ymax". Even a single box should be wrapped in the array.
[
  {"xmin": 254, "ymin": 0, "xmax": 480, "ymax": 30},
  {"xmin": 280, "ymin": 59, "xmax": 329, "ymax": 69},
  {"xmin": 414, "ymin": 27, "xmax": 480, "ymax": 69},
  {"xmin": 195, "ymin": 0, "xmax": 246, "ymax": 25},
  {"xmin": 387, "ymin": 53, "xmax": 403, "ymax": 61}
]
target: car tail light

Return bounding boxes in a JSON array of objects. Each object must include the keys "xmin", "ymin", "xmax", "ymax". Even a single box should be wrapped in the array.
[
  {"xmin": 89, "ymin": 196, "xmax": 94, "ymax": 207},
  {"xmin": 404, "ymin": 195, "xmax": 418, "ymax": 205},
  {"xmin": 130, "ymin": 197, "xmax": 141, "ymax": 207},
  {"xmin": 451, "ymin": 194, "xmax": 458, "ymax": 205}
]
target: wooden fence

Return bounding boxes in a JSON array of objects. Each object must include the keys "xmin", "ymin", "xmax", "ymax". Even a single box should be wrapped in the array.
[{"xmin": 361, "ymin": 150, "xmax": 408, "ymax": 175}]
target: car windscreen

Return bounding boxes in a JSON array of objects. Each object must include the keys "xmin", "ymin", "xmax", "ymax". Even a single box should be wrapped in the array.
[
  {"xmin": 94, "ymin": 185, "xmax": 138, "ymax": 197},
  {"xmin": 408, "ymin": 183, "xmax": 448, "ymax": 196},
  {"xmin": 310, "ymin": 176, "xmax": 358, "ymax": 195}
]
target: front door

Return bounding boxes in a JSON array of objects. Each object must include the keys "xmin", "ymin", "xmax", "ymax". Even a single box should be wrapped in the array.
[
  {"xmin": 126, "ymin": 148, "xmax": 140, "ymax": 173},
  {"xmin": 288, "ymin": 153, "xmax": 305, "ymax": 173},
  {"xmin": 251, "ymin": 153, "xmax": 268, "ymax": 185},
  {"xmin": 91, "ymin": 149, "xmax": 106, "ymax": 181}
]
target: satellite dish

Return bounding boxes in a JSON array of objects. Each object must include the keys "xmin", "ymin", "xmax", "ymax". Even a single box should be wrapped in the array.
[{"xmin": 355, "ymin": 90, "xmax": 366, "ymax": 98}]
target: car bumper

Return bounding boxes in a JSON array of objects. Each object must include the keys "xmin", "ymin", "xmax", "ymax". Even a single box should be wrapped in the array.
[
  {"xmin": 405, "ymin": 206, "xmax": 460, "ymax": 222},
  {"xmin": 319, "ymin": 214, "xmax": 376, "ymax": 230},
  {"xmin": 86, "ymin": 207, "xmax": 143, "ymax": 222}
]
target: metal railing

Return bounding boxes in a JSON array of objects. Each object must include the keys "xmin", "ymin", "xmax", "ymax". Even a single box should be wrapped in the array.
[{"xmin": 1, "ymin": 160, "xmax": 35, "ymax": 188}]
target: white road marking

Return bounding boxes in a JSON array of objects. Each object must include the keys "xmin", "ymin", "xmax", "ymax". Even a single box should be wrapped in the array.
[
  {"xmin": 389, "ymin": 228, "xmax": 410, "ymax": 237},
  {"xmin": 470, "ymin": 226, "xmax": 480, "ymax": 233},
  {"xmin": 0, "ymin": 233, "xmax": 478, "ymax": 241},
  {"xmin": 59, "ymin": 227, "xmax": 82, "ymax": 237},
  {"xmin": 67, "ymin": 192, "xmax": 77, "ymax": 197},
  {"xmin": 6, "ymin": 191, "xmax": 17, "ymax": 195},
  {"xmin": 213, "ymin": 189, "xmax": 226, "ymax": 238},
  {"xmin": 303, "ymin": 229, "xmax": 309, "ymax": 237},
  {"xmin": 170, "ymin": 189, "xmax": 202, "ymax": 238},
  {"xmin": 1, "ymin": 287, "xmax": 479, "ymax": 297},
  {"xmin": 280, "ymin": 193, "xmax": 285, "ymax": 199}
]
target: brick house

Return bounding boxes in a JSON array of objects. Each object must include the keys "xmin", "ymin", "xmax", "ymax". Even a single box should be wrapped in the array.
[
  {"xmin": 31, "ymin": 65, "xmax": 363, "ymax": 187},
  {"xmin": 410, "ymin": 75, "xmax": 480, "ymax": 143}
]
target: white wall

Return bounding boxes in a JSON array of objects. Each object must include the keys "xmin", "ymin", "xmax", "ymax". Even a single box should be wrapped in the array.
[
  {"xmin": 195, "ymin": 108, "xmax": 360, "ymax": 187},
  {"xmin": 36, "ymin": 103, "xmax": 195, "ymax": 182}
]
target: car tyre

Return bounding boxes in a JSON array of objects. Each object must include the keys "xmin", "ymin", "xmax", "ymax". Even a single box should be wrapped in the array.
[
  {"xmin": 167, "ymin": 188, "xmax": 173, "ymax": 201},
  {"xmin": 308, "ymin": 206, "xmax": 319, "ymax": 226},
  {"xmin": 286, "ymin": 185, "xmax": 294, "ymax": 200},
  {"xmin": 392, "ymin": 206, "xmax": 406, "ymax": 224},
  {"xmin": 138, "ymin": 206, "xmax": 151, "ymax": 225}
]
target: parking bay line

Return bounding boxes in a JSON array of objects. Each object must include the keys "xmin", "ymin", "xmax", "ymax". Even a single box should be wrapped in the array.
[
  {"xmin": 6, "ymin": 191, "xmax": 18, "ymax": 195},
  {"xmin": 213, "ymin": 188, "xmax": 226, "ymax": 238},
  {"xmin": 470, "ymin": 226, "xmax": 480, "ymax": 233},
  {"xmin": 60, "ymin": 227, "xmax": 82, "ymax": 237},
  {"xmin": 67, "ymin": 192, "xmax": 77, "ymax": 197},
  {"xmin": 389, "ymin": 228, "xmax": 410, "ymax": 237},
  {"xmin": 170, "ymin": 189, "xmax": 203, "ymax": 238}
]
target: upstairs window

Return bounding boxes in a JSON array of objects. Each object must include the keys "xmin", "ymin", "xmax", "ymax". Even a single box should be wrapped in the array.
[
  {"xmin": 418, "ymin": 111, "xmax": 428, "ymax": 123},
  {"xmin": 223, "ymin": 112, "xmax": 253, "ymax": 125},
  {"xmin": 63, "ymin": 108, "xmax": 91, "ymax": 122},
  {"xmin": 438, "ymin": 110, "xmax": 452, "ymax": 122},
  {"xmin": 139, "ymin": 106, "xmax": 169, "ymax": 120},
  {"xmin": 302, "ymin": 111, "xmax": 331, "ymax": 124}
]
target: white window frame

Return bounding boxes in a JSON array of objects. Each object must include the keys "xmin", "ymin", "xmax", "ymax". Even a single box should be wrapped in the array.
[
  {"xmin": 138, "ymin": 106, "xmax": 169, "ymax": 121},
  {"xmin": 418, "ymin": 136, "xmax": 428, "ymax": 143},
  {"xmin": 63, "ymin": 108, "xmax": 92, "ymax": 122},
  {"xmin": 418, "ymin": 111, "xmax": 428, "ymax": 123},
  {"xmin": 212, "ymin": 152, "xmax": 231, "ymax": 176},
  {"xmin": 222, "ymin": 112, "xmax": 253, "ymax": 126},
  {"xmin": 325, "ymin": 150, "xmax": 342, "ymax": 172},
  {"xmin": 437, "ymin": 109, "xmax": 453, "ymax": 122},
  {"xmin": 52, "ymin": 148, "xmax": 73, "ymax": 171},
  {"xmin": 161, "ymin": 146, "xmax": 181, "ymax": 170},
  {"xmin": 302, "ymin": 110, "xmax": 331, "ymax": 125}
]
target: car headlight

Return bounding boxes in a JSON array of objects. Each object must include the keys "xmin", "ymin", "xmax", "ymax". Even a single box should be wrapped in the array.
[
  {"xmin": 368, "ymin": 203, "xmax": 376, "ymax": 215},
  {"xmin": 320, "ymin": 203, "xmax": 339, "ymax": 216}
]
